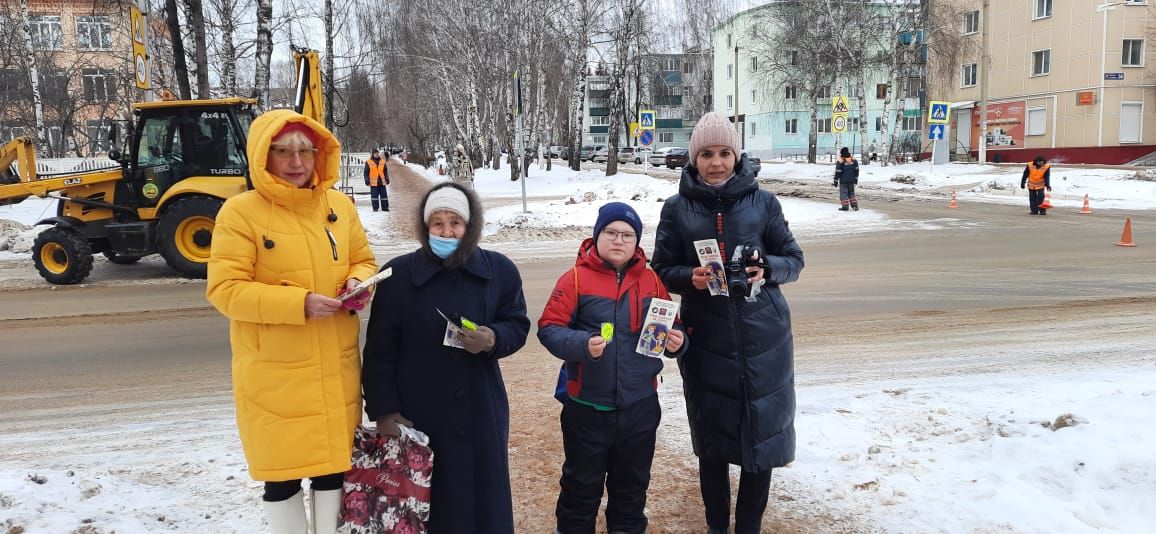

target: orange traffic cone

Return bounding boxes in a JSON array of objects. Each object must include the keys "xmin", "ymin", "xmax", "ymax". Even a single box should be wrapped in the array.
[
  {"xmin": 948, "ymin": 190, "xmax": 959, "ymax": 209},
  {"xmin": 1115, "ymin": 218, "xmax": 1136, "ymax": 247},
  {"xmin": 1040, "ymin": 191, "xmax": 1053, "ymax": 209},
  {"xmin": 1079, "ymin": 194, "xmax": 1092, "ymax": 214}
]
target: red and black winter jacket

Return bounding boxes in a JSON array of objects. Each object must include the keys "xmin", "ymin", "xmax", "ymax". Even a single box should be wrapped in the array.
[{"xmin": 538, "ymin": 238, "xmax": 684, "ymax": 409}]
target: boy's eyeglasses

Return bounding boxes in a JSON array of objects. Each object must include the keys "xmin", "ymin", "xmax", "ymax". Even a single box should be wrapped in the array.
[
  {"xmin": 269, "ymin": 145, "xmax": 318, "ymax": 162},
  {"xmin": 600, "ymin": 229, "xmax": 637, "ymax": 243}
]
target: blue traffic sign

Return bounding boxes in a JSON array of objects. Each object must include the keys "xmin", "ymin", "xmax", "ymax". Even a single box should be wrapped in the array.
[
  {"xmin": 640, "ymin": 129, "xmax": 654, "ymax": 146},
  {"xmin": 928, "ymin": 102, "xmax": 950, "ymax": 124},
  {"xmin": 928, "ymin": 124, "xmax": 945, "ymax": 140}
]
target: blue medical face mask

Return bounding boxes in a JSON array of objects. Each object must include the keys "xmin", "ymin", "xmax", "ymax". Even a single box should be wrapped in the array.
[{"xmin": 428, "ymin": 234, "xmax": 459, "ymax": 259}]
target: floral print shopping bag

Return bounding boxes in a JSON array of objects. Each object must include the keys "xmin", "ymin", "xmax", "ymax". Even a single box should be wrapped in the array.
[{"xmin": 338, "ymin": 424, "xmax": 433, "ymax": 534}]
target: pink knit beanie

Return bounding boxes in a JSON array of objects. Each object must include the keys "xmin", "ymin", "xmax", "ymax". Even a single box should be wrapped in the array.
[{"xmin": 689, "ymin": 112, "xmax": 740, "ymax": 164}]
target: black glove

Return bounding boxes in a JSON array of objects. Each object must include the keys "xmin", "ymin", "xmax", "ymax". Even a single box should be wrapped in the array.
[
  {"xmin": 833, "ymin": 180, "xmax": 838, "ymax": 187},
  {"xmin": 365, "ymin": 178, "xmax": 370, "ymax": 186},
  {"xmin": 1020, "ymin": 184, "xmax": 1025, "ymax": 190},
  {"xmin": 458, "ymin": 325, "xmax": 496, "ymax": 354}
]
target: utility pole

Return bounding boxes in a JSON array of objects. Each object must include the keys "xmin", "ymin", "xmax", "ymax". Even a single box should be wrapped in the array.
[{"xmin": 978, "ymin": 0, "xmax": 990, "ymax": 164}]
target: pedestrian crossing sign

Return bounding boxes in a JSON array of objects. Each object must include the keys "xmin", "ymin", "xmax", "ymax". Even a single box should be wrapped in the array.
[
  {"xmin": 831, "ymin": 96, "xmax": 850, "ymax": 114},
  {"xmin": 639, "ymin": 110, "xmax": 655, "ymax": 130},
  {"xmin": 928, "ymin": 101, "xmax": 950, "ymax": 124}
]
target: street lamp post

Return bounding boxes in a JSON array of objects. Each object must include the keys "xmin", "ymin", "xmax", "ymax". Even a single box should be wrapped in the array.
[{"xmin": 1096, "ymin": 1, "xmax": 1125, "ymax": 147}]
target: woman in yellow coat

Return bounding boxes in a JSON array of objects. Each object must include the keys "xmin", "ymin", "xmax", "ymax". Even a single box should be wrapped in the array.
[{"xmin": 207, "ymin": 110, "xmax": 377, "ymax": 534}]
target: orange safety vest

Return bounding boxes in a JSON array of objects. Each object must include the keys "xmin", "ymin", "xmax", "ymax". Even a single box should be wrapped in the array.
[
  {"xmin": 1026, "ymin": 163, "xmax": 1049, "ymax": 190},
  {"xmin": 366, "ymin": 158, "xmax": 387, "ymax": 186}
]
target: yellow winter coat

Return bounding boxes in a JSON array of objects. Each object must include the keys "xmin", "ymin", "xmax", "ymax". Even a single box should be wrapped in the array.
[{"xmin": 206, "ymin": 109, "xmax": 378, "ymax": 481}]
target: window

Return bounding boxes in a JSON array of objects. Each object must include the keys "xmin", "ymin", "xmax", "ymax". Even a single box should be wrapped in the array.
[
  {"xmin": 751, "ymin": 89, "xmax": 756, "ymax": 102},
  {"xmin": 1027, "ymin": 107, "xmax": 1047, "ymax": 136},
  {"xmin": 962, "ymin": 63, "xmax": 977, "ymax": 87},
  {"xmin": 750, "ymin": 122, "xmax": 757, "ymax": 137},
  {"xmin": 727, "ymin": 64, "xmax": 732, "ymax": 80},
  {"xmin": 29, "ymin": 16, "xmax": 62, "ymax": 50},
  {"xmin": 751, "ymin": 57, "xmax": 758, "ymax": 72},
  {"xmin": 785, "ymin": 119, "xmax": 797, "ymax": 134},
  {"xmin": 659, "ymin": 132, "xmax": 674, "ymax": 143},
  {"xmin": 846, "ymin": 85, "xmax": 862, "ymax": 98},
  {"xmin": 726, "ymin": 95, "xmax": 732, "ymax": 108},
  {"xmin": 1122, "ymin": 39, "xmax": 1144, "ymax": 67},
  {"xmin": 592, "ymin": 135, "xmax": 607, "ymax": 144},
  {"xmin": 1034, "ymin": 0, "xmax": 1052, "ymax": 19},
  {"xmin": 904, "ymin": 77, "xmax": 921, "ymax": 98},
  {"xmin": 82, "ymin": 69, "xmax": 117, "ymax": 102},
  {"xmin": 137, "ymin": 116, "xmax": 186, "ymax": 167},
  {"xmin": 727, "ymin": 33, "xmax": 732, "ymax": 48},
  {"xmin": 876, "ymin": 117, "xmax": 884, "ymax": 131},
  {"xmin": 77, "ymin": 16, "xmax": 113, "ymax": 50},
  {"xmin": 785, "ymin": 85, "xmax": 797, "ymax": 100},
  {"xmin": 901, "ymin": 116, "xmax": 922, "ymax": 131},
  {"xmin": 789, "ymin": 51, "xmax": 799, "ymax": 66},
  {"xmin": 876, "ymin": 83, "xmax": 889, "ymax": 99},
  {"xmin": 86, "ymin": 120, "xmax": 109, "ymax": 154},
  {"xmin": 964, "ymin": 11, "xmax": 980, "ymax": 34},
  {"xmin": 589, "ymin": 116, "xmax": 609, "ymax": 126},
  {"xmin": 1032, "ymin": 49, "xmax": 1051, "ymax": 76},
  {"xmin": 683, "ymin": 61, "xmax": 693, "ymax": 74},
  {"xmin": 816, "ymin": 118, "xmax": 832, "ymax": 133},
  {"xmin": 815, "ymin": 86, "xmax": 831, "ymax": 99}
]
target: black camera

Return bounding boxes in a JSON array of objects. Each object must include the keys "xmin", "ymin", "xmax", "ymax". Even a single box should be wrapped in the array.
[{"xmin": 725, "ymin": 243, "xmax": 766, "ymax": 298}]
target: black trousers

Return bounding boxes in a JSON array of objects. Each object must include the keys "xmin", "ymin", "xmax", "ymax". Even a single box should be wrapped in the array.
[
  {"xmin": 556, "ymin": 395, "xmax": 661, "ymax": 534},
  {"xmin": 263, "ymin": 472, "xmax": 344, "ymax": 502},
  {"xmin": 369, "ymin": 184, "xmax": 389, "ymax": 211},
  {"xmin": 1028, "ymin": 188, "xmax": 1045, "ymax": 213},
  {"xmin": 699, "ymin": 459, "xmax": 772, "ymax": 534}
]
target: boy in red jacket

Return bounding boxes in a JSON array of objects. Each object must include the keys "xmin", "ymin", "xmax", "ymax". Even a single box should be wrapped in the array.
[{"xmin": 539, "ymin": 202, "xmax": 687, "ymax": 534}]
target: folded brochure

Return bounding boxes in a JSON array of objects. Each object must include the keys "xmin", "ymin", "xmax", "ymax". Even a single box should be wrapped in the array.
[
  {"xmin": 636, "ymin": 298, "xmax": 679, "ymax": 358},
  {"xmin": 338, "ymin": 267, "xmax": 392, "ymax": 302}
]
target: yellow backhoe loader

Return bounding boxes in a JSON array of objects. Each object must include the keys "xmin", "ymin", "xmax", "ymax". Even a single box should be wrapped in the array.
[{"xmin": 0, "ymin": 47, "xmax": 323, "ymax": 285}]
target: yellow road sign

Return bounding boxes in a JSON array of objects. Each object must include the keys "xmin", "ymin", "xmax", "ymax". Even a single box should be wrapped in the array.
[
  {"xmin": 831, "ymin": 95, "xmax": 850, "ymax": 114},
  {"xmin": 928, "ymin": 100, "xmax": 951, "ymax": 124},
  {"xmin": 833, "ymin": 115, "xmax": 848, "ymax": 133},
  {"xmin": 130, "ymin": 6, "xmax": 149, "ymax": 89},
  {"xmin": 629, "ymin": 122, "xmax": 640, "ymax": 138}
]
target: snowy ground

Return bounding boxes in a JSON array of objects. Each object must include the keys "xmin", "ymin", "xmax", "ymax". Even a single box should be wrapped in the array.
[{"xmin": 2, "ymin": 159, "xmax": 1155, "ymax": 532}]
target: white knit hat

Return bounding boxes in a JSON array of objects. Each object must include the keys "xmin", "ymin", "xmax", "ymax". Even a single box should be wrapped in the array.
[
  {"xmin": 689, "ymin": 112, "xmax": 741, "ymax": 163},
  {"xmin": 423, "ymin": 187, "xmax": 471, "ymax": 223}
]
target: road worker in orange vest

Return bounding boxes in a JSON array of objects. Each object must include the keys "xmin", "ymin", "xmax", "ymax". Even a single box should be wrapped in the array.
[
  {"xmin": 1020, "ymin": 155, "xmax": 1052, "ymax": 215},
  {"xmin": 364, "ymin": 148, "xmax": 391, "ymax": 211}
]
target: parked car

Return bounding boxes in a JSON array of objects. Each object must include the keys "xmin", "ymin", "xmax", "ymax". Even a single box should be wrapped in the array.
[
  {"xmin": 593, "ymin": 146, "xmax": 610, "ymax": 163},
  {"xmin": 616, "ymin": 147, "xmax": 636, "ymax": 164},
  {"xmin": 633, "ymin": 148, "xmax": 652, "ymax": 164},
  {"xmin": 548, "ymin": 145, "xmax": 565, "ymax": 158},
  {"xmin": 665, "ymin": 147, "xmax": 689, "ymax": 169},
  {"xmin": 580, "ymin": 145, "xmax": 603, "ymax": 161},
  {"xmin": 559, "ymin": 146, "xmax": 572, "ymax": 160},
  {"xmin": 648, "ymin": 147, "xmax": 674, "ymax": 167}
]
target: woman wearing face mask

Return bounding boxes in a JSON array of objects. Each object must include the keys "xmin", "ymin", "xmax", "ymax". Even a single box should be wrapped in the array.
[
  {"xmin": 362, "ymin": 181, "xmax": 530, "ymax": 533},
  {"xmin": 651, "ymin": 112, "xmax": 804, "ymax": 534}
]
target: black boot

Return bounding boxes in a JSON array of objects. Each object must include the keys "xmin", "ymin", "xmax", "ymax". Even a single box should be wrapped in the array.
[
  {"xmin": 851, "ymin": 203, "xmax": 859, "ymax": 211},
  {"xmin": 1039, "ymin": 209, "xmax": 1046, "ymax": 215},
  {"xmin": 838, "ymin": 206, "xmax": 849, "ymax": 211}
]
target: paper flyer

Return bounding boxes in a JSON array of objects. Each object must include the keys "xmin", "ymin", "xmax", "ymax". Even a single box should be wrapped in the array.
[
  {"xmin": 694, "ymin": 239, "xmax": 728, "ymax": 297},
  {"xmin": 636, "ymin": 298, "xmax": 679, "ymax": 358},
  {"xmin": 338, "ymin": 267, "xmax": 392, "ymax": 302}
]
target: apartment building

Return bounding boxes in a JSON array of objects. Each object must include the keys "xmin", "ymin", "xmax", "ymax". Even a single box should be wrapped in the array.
[
  {"xmin": 581, "ymin": 53, "xmax": 704, "ymax": 151},
  {"xmin": 938, "ymin": 0, "xmax": 1155, "ymax": 164},
  {"xmin": 0, "ymin": 0, "xmax": 139, "ymax": 157},
  {"xmin": 713, "ymin": 1, "xmax": 926, "ymax": 161}
]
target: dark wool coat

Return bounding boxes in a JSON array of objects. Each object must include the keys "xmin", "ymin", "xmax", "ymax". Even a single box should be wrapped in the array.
[
  {"xmin": 362, "ymin": 247, "xmax": 530, "ymax": 534},
  {"xmin": 651, "ymin": 154, "xmax": 805, "ymax": 473}
]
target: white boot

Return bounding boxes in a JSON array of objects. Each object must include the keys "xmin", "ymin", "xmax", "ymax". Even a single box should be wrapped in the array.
[
  {"xmin": 262, "ymin": 491, "xmax": 307, "ymax": 534},
  {"xmin": 310, "ymin": 488, "xmax": 343, "ymax": 534}
]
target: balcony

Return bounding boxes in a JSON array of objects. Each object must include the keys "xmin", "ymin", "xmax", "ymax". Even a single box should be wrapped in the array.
[{"xmin": 589, "ymin": 107, "xmax": 610, "ymax": 117}]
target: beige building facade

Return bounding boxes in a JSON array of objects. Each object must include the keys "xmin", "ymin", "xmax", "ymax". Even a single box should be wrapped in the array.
[{"xmin": 937, "ymin": 0, "xmax": 1155, "ymax": 164}]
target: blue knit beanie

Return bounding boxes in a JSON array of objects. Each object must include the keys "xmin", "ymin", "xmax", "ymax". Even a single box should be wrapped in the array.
[{"xmin": 593, "ymin": 202, "xmax": 642, "ymax": 242}]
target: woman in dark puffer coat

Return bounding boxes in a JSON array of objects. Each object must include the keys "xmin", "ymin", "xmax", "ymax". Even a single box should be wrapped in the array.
[{"xmin": 651, "ymin": 112, "xmax": 804, "ymax": 534}]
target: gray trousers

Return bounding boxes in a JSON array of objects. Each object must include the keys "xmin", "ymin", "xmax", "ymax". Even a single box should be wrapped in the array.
[{"xmin": 839, "ymin": 182, "xmax": 858, "ymax": 208}]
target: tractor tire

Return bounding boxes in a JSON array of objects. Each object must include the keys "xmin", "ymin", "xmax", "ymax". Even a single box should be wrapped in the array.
[
  {"xmin": 103, "ymin": 251, "xmax": 143, "ymax": 265},
  {"xmin": 157, "ymin": 196, "xmax": 223, "ymax": 279},
  {"xmin": 32, "ymin": 227, "xmax": 94, "ymax": 285}
]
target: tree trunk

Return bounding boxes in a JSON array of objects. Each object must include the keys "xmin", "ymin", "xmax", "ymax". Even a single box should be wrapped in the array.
[
  {"xmin": 16, "ymin": 0, "xmax": 47, "ymax": 154},
  {"xmin": 165, "ymin": 0, "xmax": 192, "ymax": 100},
  {"xmin": 324, "ymin": 0, "xmax": 335, "ymax": 130},
  {"xmin": 185, "ymin": 0, "xmax": 210, "ymax": 98},
  {"xmin": 252, "ymin": 0, "xmax": 273, "ymax": 108},
  {"xmin": 218, "ymin": 0, "xmax": 238, "ymax": 95}
]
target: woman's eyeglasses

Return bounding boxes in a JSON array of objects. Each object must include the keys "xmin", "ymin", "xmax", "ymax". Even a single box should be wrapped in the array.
[
  {"xmin": 600, "ymin": 229, "xmax": 637, "ymax": 243},
  {"xmin": 269, "ymin": 145, "xmax": 318, "ymax": 162}
]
